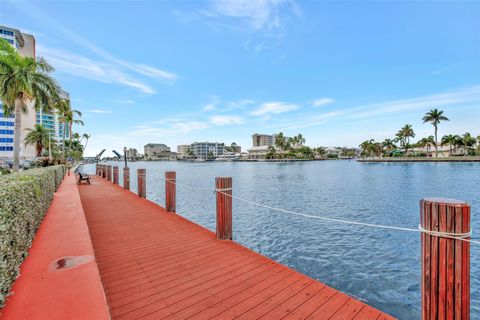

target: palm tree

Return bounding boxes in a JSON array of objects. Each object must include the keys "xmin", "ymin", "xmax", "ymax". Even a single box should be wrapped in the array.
[
  {"xmin": 24, "ymin": 124, "xmax": 50, "ymax": 157},
  {"xmin": 274, "ymin": 132, "xmax": 287, "ymax": 153},
  {"xmin": 441, "ymin": 134, "xmax": 458, "ymax": 156},
  {"xmin": 422, "ymin": 109, "xmax": 449, "ymax": 157},
  {"xmin": 396, "ymin": 124, "xmax": 415, "ymax": 155},
  {"xmin": 53, "ymin": 98, "xmax": 71, "ymax": 157},
  {"xmin": 461, "ymin": 132, "xmax": 477, "ymax": 155},
  {"xmin": 382, "ymin": 139, "xmax": 396, "ymax": 156},
  {"xmin": 0, "ymin": 39, "xmax": 59, "ymax": 171},
  {"xmin": 82, "ymin": 133, "xmax": 91, "ymax": 150}
]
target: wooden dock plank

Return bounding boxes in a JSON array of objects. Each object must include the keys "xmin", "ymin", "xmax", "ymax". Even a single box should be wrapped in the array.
[{"xmin": 78, "ymin": 176, "xmax": 395, "ymax": 320}]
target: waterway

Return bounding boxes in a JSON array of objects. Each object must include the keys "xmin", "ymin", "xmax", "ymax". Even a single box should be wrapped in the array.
[{"xmin": 84, "ymin": 160, "xmax": 480, "ymax": 319}]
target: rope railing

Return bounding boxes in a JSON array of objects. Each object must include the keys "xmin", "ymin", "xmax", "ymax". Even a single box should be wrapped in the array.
[{"xmin": 163, "ymin": 177, "xmax": 480, "ymax": 245}]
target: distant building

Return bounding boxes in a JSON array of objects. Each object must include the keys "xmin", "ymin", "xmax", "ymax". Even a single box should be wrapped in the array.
[
  {"xmin": 37, "ymin": 90, "xmax": 70, "ymax": 142},
  {"xmin": 144, "ymin": 143, "xmax": 171, "ymax": 158},
  {"xmin": 177, "ymin": 144, "xmax": 191, "ymax": 158},
  {"xmin": 248, "ymin": 133, "xmax": 283, "ymax": 159},
  {"xmin": 126, "ymin": 148, "xmax": 138, "ymax": 158},
  {"xmin": 252, "ymin": 133, "xmax": 277, "ymax": 147},
  {"xmin": 191, "ymin": 142, "xmax": 224, "ymax": 159}
]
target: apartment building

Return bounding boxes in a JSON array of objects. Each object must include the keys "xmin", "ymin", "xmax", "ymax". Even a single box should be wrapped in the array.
[
  {"xmin": 191, "ymin": 142, "xmax": 224, "ymax": 159},
  {"xmin": 177, "ymin": 144, "xmax": 191, "ymax": 158},
  {"xmin": 144, "ymin": 143, "xmax": 171, "ymax": 157}
]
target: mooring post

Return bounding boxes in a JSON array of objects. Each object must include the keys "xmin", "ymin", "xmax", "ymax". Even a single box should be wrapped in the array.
[
  {"xmin": 138, "ymin": 168, "xmax": 146, "ymax": 198},
  {"xmin": 165, "ymin": 171, "xmax": 176, "ymax": 212},
  {"xmin": 106, "ymin": 165, "xmax": 112, "ymax": 181},
  {"xmin": 95, "ymin": 164, "xmax": 99, "ymax": 175},
  {"xmin": 113, "ymin": 166, "xmax": 119, "ymax": 185},
  {"xmin": 123, "ymin": 167, "xmax": 130, "ymax": 190},
  {"xmin": 420, "ymin": 198, "xmax": 470, "ymax": 320},
  {"xmin": 215, "ymin": 177, "xmax": 232, "ymax": 240},
  {"xmin": 102, "ymin": 165, "xmax": 106, "ymax": 179}
]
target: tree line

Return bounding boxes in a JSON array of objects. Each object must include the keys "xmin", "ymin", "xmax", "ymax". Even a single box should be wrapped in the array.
[{"xmin": 360, "ymin": 109, "xmax": 479, "ymax": 157}]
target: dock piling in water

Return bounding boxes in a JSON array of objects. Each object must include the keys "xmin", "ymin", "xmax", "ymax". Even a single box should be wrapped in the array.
[
  {"xmin": 113, "ymin": 166, "xmax": 119, "ymax": 185},
  {"xmin": 420, "ymin": 198, "xmax": 470, "ymax": 320},
  {"xmin": 165, "ymin": 171, "xmax": 176, "ymax": 212},
  {"xmin": 216, "ymin": 177, "xmax": 232, "ymax": 240},
  {"xmin": 137, "ymin": 168, "xmax": 146, "ymax": 198},
  {"xmin": 106, "ymin": 165, "xmax": 112, "ymax": 182},
  {"xmin": 123, "ymin": 167, "xmax": 130, "ymax": 190}
]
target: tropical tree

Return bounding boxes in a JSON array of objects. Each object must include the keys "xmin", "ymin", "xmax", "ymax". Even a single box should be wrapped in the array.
[
  {"xmin": 0, "ymin": 39, "xmax": 59, "ymax": 171},
  {"xmin": 422, "ymin": 109, "xmax": 449, "ymax": 157},
  {"xmin": 441, "ymin": 134, "xmax": 458, "ymax": 156},
  {"xmin": 82, "ymin": 133, "xmax": 91, "ymax": 150},
  {"xmin": 395, "ymin": 124, "xmax": 415, "ymax": 155},
  {"xmin": 24, "ymin": 124, "xmax": 50, "ymax": 157},
  {"xmin": 461, "ymin": 132, "xmax": 477, "ymax": 155},
  {"xmin": 274, "ymin": 132, "xmax": 288, "ymax": 154},
  {"xmin": 382, "ymin": 139, "xmax": 396, "ymax": 155}
]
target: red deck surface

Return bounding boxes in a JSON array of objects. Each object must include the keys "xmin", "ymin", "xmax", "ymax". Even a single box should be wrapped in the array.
[{"xmin": 79, "ymin": 176, "xmax": 395, "ymax": 320}]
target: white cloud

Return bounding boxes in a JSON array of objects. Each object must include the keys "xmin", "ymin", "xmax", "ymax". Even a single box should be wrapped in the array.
[
  {"xmin": 38, "ymin": 45, "xmax": 156, "ymax": 94},
  {"xmin": 210, "ymin": 115, "xmax": 244, "ymax": 125},
  {"xmin": 86, "ymin": 109, "xmax": 113, "ymax": 114},
  {"xmin": 351, "ymin": 85, "xmax": 480, "ymax": 118},
  {"xmin": 250, "ymin": 102, "xmax": 299, "ymax": 116},
  {"xmin": 312, "ymin": 98, "xmax": 335, "ymax": 108},
  {"xmin": 203, "ymin": 103, "xmax": 217, "ymax": 111},
  {"xmin": 10, "ymin": 2, "xmax": 178, "ymax": 92},
  {"xmin": 208, "ymin": 0, "xmax": 301, "ymax": 31}
]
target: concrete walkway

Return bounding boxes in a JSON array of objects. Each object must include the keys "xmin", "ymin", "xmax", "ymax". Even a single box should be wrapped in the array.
[{"xmin": 79, "ymin": 176, "xmax": 395, "ymax": 320}]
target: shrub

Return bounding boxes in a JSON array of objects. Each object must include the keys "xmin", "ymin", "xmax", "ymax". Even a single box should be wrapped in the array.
[{"xmin": 0, "ymin": 165, "xmax": 65, "ymax": 307}]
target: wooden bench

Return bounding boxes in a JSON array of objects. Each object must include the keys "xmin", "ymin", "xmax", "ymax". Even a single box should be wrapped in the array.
[{"xmin": 77, "ymin": 172, "xmax": 91, "ymax": 185}]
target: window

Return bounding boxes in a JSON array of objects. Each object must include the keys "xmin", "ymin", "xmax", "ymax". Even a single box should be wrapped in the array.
[
  {"xmin": 0, "ymin": 146, "xmax": 13, "ymax": 151},
  {"xmin": 0, "ymin": 29, "xmax": 15, "ymax": 36},
  {"xmin": 0, "ymin": 138, "xmax": 13, "ymax": 143},
  {"xmin": 0, "ymin": 130, "xmax": 14, "ymax": 135},
  {"xmin": 0, "ymin": 121, "xmax": 14, "ymax": 126}
]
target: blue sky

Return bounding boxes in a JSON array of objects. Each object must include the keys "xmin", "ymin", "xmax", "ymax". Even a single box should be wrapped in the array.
[{"xmin": 1, "ymin": 0, "xmax": 479, "ymax": 156}]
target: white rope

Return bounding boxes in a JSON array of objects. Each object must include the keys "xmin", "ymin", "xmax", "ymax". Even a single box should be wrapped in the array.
[{"xmin": 158, "ymin": 177, "xmax": 480, "ymax": 245}]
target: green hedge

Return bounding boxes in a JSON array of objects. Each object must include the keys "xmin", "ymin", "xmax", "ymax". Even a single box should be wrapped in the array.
[{"xmin": 0, "ymin": 165, "xmax": 65, "ymax": 307}]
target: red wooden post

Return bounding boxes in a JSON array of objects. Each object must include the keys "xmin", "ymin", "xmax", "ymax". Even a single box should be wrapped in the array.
[
  {"xmin": 421, "ymin": 198, "xmax": 470, "ymax": 320},
  {"xmin": 113, "ymin": 166, "xmax": 119, "ymax": 185},
  {"xmin": 106, "ymin": 165, "xmax": 112, "ymax": 181},
  {"xmin": 137, "ymin": 168, "xmax": 146, "ymax": 198},
  {"xmin": 123, "ymin": 167, "xmax": 130, "ymax": 190},
  {"xmin": 215, "ymin": 177, "xmax": 232, "ymax": 240},
  {"xmin": 165, "ymin": 171, "xmax": 176, "ymax": 212}
]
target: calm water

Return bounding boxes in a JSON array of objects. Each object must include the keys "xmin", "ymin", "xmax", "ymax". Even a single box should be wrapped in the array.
[{"xmin": 84, "ymin": 161, "xmax": 480, "ymax": 319}]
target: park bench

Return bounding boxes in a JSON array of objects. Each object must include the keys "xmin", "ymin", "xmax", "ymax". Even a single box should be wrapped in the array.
[{"xmin": 77, "ymin": 172, "xmax": 91, "ymax": 185}]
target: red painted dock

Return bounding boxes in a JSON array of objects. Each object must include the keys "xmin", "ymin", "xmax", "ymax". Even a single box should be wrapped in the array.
[{"xmin": 79, "ymin": 176, "xmax": 395, "ymax": 320}]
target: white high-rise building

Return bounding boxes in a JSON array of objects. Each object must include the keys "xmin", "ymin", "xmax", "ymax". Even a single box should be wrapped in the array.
[{"xmin": 0, "ymin": 25, "xmax": 69, "ymax": 159}]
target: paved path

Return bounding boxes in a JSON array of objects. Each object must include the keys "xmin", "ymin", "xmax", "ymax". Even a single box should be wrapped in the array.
[{"xmin": 79, "ymin": 176, "xmax": 395, "ymax": 320}]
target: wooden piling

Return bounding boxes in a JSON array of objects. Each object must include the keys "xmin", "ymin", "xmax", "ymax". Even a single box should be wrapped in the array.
[
  {"xmin": 113, "ymin": 166, "xmax": 119, "ymax": 185},
  {"xmin": 102, "ymin": 165, "xmax": 106, "ymax": 179},
  {"xmin": 123, "ymin": 167, "xmax": 130, "ymax": 190},
  {"xmin": 137, "ymin": 169, "xmax": 146, "ymax": 198},
  {"xmin": 106, "ymin": 165, "xmax": 112, "ymax": 181},
  {"xmin": 215, "ymin": 177, "xmax": 232, "ymax": 240},
  {"xmin": 421, "ymin": 198, "xmax": 470, "ymax": 320},
  {"xmin": 165, "ymin": 171, "xmax": 176, "ymax": 212}
]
